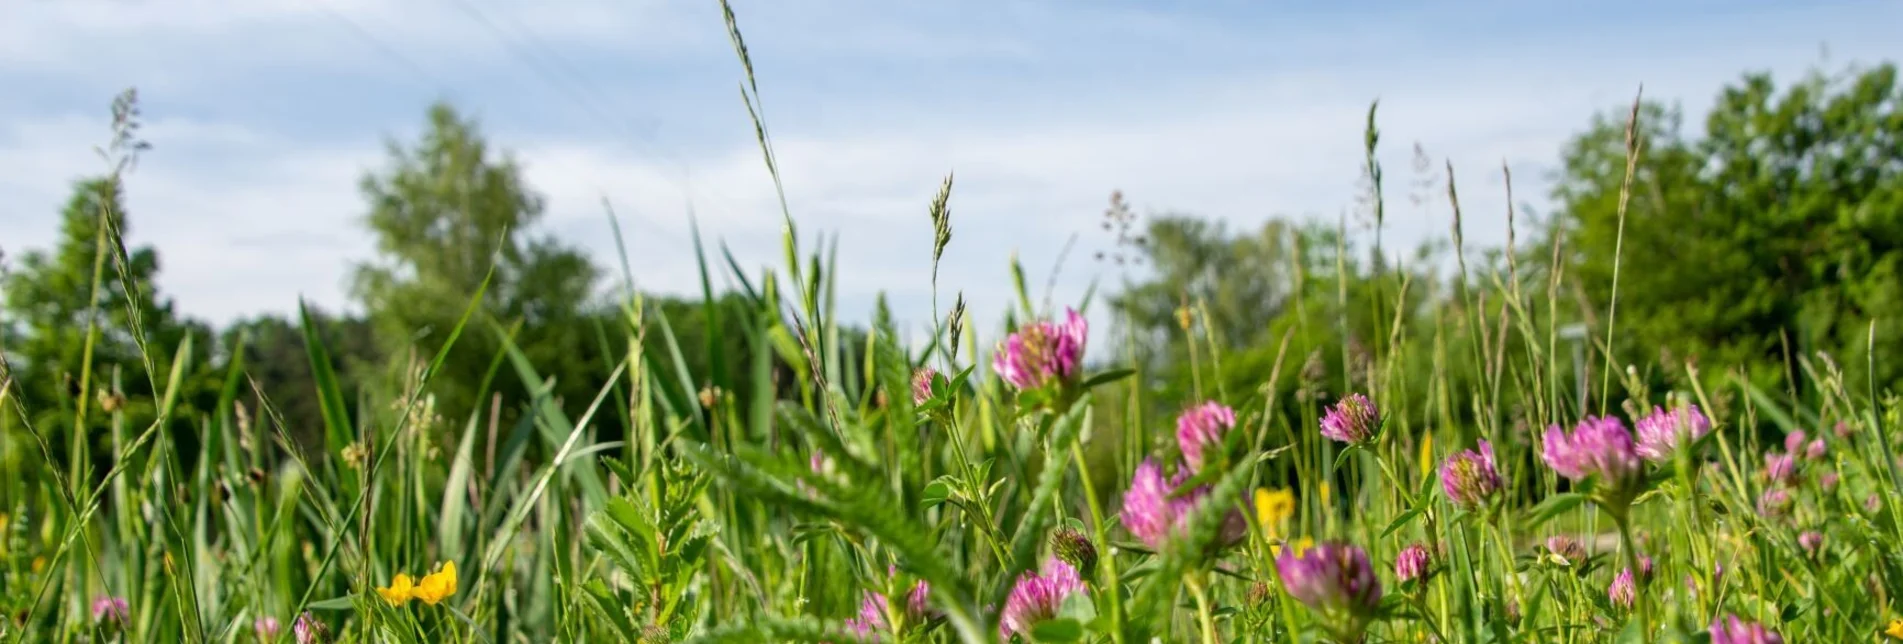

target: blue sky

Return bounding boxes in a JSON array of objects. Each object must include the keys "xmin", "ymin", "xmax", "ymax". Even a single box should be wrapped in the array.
[{"xmin": 2, "ymin": 0, "xmax": 1898, "ymax": 341}]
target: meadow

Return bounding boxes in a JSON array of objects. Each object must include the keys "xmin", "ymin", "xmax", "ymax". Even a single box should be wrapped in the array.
[{"xmin": 4, "ymin": 4, "xmax": 1903, "ymax": 643}]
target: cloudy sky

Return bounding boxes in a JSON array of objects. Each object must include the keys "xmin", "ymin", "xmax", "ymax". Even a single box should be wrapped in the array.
[{"xmin": 2, "ymin": 0, "xmax": 1898, "ymax": 340}]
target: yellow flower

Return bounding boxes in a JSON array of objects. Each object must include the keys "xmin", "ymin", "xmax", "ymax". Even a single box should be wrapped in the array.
[
  {"xmin": 1270, "ymin": 536, "xmax": 1315, "ymax": 559},
  {"xmin": 1254, "ymin": 488, "xmax": 1296, "ymax": 538},
  {"xmin": 378, "ymin": 573, "xmax": 415, "ymax": 606},
  {"xmin": 412, "ymin": 561, "xmax": 458, "ymax": 605},
  {"xmin": 1417, "ymin": 434, "xmax": 1434, "ymax": 479},
  {"xmin": 1319, "ymin": 482, "xmax": 1331, "ymax": 507},
  {"xmin": 1886, "ymin": 618, "xmax": 1903, "ymax": 640}
]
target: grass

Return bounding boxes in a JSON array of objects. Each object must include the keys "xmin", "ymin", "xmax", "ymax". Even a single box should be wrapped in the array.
[{"xmin": 3, "ymin": 4, "xmax": 1903, "ymax": 643}]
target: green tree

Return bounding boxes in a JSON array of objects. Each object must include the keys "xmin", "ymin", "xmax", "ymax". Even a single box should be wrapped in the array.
[
  {"xmin": 351, "ymin": 102, "xmax": 602, "ymax": 426},
  {"xmin": 1553, "ymin": 62, "xmax": 1903, "ymax": 391}
]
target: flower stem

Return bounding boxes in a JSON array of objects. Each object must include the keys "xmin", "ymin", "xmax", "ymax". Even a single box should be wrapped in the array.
[
  {"xmin": 1614, "ymin": 514, "xmax": 1652, "ymax": 644},
  {"xmin": 1184, "ymin": 571, "xmax": 1218, "ymax": 644}
]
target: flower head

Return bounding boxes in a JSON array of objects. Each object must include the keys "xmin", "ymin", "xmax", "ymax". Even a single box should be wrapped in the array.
[
  {"xmin": 254, "ymin": 616, "xmax": 281, "ymax": 641},
  {"xmin": 1254, "ymin": 487, "xmax": 1296, "ymax": 538},
  {"xmin": 412, "ymin": 560, "xmax": 458, "ymax": 605},
  {"xmin": 377, "ymin": 573, "xmax": 415, "ymax": 606},
  {"xmin": 1709, "ymin": 614, "xmax": 1784, "ymax": 644},
  {"xmin": 1887, "ymin": 618, "xmax": 1903, "ymax": 640},
  {"xmin": 1049, "ymin": 527, "xmax": 1098, "ymax": 575},
  {"xmin": 1394, "ymin": 544, "xmax": 1432, "ymax": 583},
  {"xmin": 1758, "ymin": 488, "xmax": 1793, "ymax": 518},
  {"xmin": 1635, "ymin": 404, "xmax": 1710, "ymax": 462},
  {"xmin": 1820, "ymin": 471, "xmax": 1840, "ymax": 491},
  {"xmin": 1608, "ymin": 567, "xmax": 1636, "ymax": 610},
  {"xmin": 1805, "ymin": 439, "xmax": 1826, "ymax": 461},
  {"xmin": 991, "ymin": 308, "xmax": 1088, "ymax": 392},
  {"xmin": 1276, "ymin": 542, "xmax": 1382, "ymax": 640},
  {"xmin": 1176, "ymin": 401, "xmax": 1237, "ymax": 472},
  {"xmin": 1546, "ymin": 536, "xmax": 1587, "ymax": 566},
  {"xmin": 1763, "ymin": 452, "xmax": 1797, "ymax": 486},
  {"xmin": 293, "ymin": 612, "xmax": 330, "ymax": 644},
  {"xmin": 1440, "ymin": 440, "xmax": 1503, "ymax": 510},
  {"xmin": 998, "ymin": 559, "xmax": 1087, "ymax": 638},
  {"xmin": 1320, "ymin": 394, "xmax": 1378, "ymax": 444},
  {"xmin": 1118, "ymin": 458, "xmax": 1245, "ymax": 550},
  {"xmin": 911, "ymin": 367, "xmax": 937, "ymax": 406},
  {"xmin": 91, "ymin": 595, "xmax": 129, "ymax": 625},
  {"xmin": 1784, "ymin": 430, "xmax": 1808, "ymax": 456},
  {"xmin": 1798, "ymin": 531, "xmax": 1824, "ymax": 556},
  {"xmin": 1541, "ymin": 416, "xmax": 1642, "ymax": 488}
]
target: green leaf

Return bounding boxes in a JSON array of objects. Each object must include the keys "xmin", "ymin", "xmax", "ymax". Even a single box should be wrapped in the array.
[
  {"xmin": 1525, "ymin": 493, "xmax": 1589, "ymax": 529},
  {"xmin": 1030, "ymin": 618, "xmax": 1085, "ymax": 642},
  {"xmin": 1080, "ymin": 368, "xmax": 1135, "ymax": 390},
  {"xmin": 1382, "ymin": 507, "xmax": 1425, "ymax": 539}
]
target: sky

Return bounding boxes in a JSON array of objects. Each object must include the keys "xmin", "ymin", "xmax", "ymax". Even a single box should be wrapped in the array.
[{"xmin": 2, "ymin": 0, "xmax": 1899, "ymax": 343}]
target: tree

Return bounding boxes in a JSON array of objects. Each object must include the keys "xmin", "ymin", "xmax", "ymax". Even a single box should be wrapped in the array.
[
  {"xmin": 1553, "ymin": 62, "xmax": 1903, "ymax": 391},
  {"xmin": 351, "ymin": 102, "xmax": 602, "ymax": 426}
]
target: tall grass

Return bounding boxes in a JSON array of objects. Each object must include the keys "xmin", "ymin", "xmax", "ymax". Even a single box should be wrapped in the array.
[{"xmin": 3, "ymin": 5, "xmax": 1901, "ymax": 644}]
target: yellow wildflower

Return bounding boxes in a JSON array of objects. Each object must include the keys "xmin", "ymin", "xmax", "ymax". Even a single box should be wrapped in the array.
[
  {"xmin": 1417, "ymin": 434, "xmax": 1434, "ymax": 479},
  {"xmin": 1270, "ymin": 536, "xmax": 1315, "ymax": 559},
  {"xmin": 1319, "ymin": 481, "xmax": 1331, "ymax": 507},
  {"xmin": 412, "ymin": 561, "xmax": 458, "ymax": 605},
  {"xmin": 1253, "ymin": 488, "xmax": 1295, "ymax": 539},
  {"xmin": 1886, "ymin": 618, "xmax": 1903, "ymax": 640},
  {"xmin": 377, "ymin": 573, "xmax": 415, "ymax": 606}
]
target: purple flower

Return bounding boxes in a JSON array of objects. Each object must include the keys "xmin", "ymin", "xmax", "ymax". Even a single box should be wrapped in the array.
[
  {"xmin": 91, "ymin": 595, "xmax": 128, "ymax": 624},
  {"xmin": 1709, "ymin": 614, "xmax": 1784, "ymax": 644},
  {"xmin": 1440, "ymin": 440, "xmax": 1503, "ymax": 510},
  {"xmin": 1546, "ymin": 535, "xmax": 1587, "ymax": 565},
  {"xmin": 911, "ymin": 367, "xmax": 937, "ymax": 406},
  {"xmin": 1866, "ymin": 494, "xmax": 1882, "ymax": 513},
  {"xmin": 1635, "ymin": 404, "xmax": 1710, "ymax": 462},
  {"xmin": 1783, "ymin": 431, "xmax": 1808, "ymax": 456},
  {"xmin": 1608, "ymin": 567, "xmax": 1636, "ymax": 610},
  {"xmin": 1118, "ymin": 458, "xmax": 1245, "ymax": 550},
  {"xmin": 1798, "ymin": 531, "xmax": 1823, "ymax": 555},
  {"xmin": 1763, "ymin": 452, "xmax": 1796, "ymax": 486},
  {"xmin": 255, "ymin": 616, "xmax": 281, "ymax": 641},
  {"xmin": 1833, "ymin": 421, "xmax": 1853, "ymax": 439},
  {"xmin": 1176, "ymin": 401, "xmax": 1237, "ymax": 473},
  {"xmin": 998, "ymin": 559, "xmax": 1087, "ymax": 638},
  {"xmin": 1276, "ymin": 542, "xmax": 1382, "ymax": 638},
  {"xmin": 1394, "ymin": 544, "xmax": 1432, "ymax": 583},
  {"xmin": 1820, "ymin": 471, "xmax": 1840, "ymax": 492},
  {"xmin": 1541, "ymin": 416, "xmax": 1643, "ymax": 490},
  {"xmin": 293, "ymin": 612, "xmax": 330, "ymax": 644},
  {"xmin": 1804, "ymin": 439, "xmax": 1826, "ymax": 461},
  {"xmin": 1319, "ymin": 394, "xmax": 1378, "ymax": 444},
  {"xmin": 991, "ymin": 308, "xmax": 1088, "ymax": 391},
  {"xmin": 1757, "ymin": 488, "xmax": 1793, "ymax": 518},
  {"xmin": 849, "ymin": 574, "xmax": 935, "ymax": 637}
]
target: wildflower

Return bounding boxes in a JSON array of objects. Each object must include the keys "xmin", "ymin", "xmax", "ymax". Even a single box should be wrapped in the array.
[
  {"xmin": 1608, "ymin": 567, "xmax": 1636, "ymax": 610},
  {"xmin": 255, "ymin": 616, "xmax": 281, "ymax": 640},
  {"xmin": 1542, "ymin": 416, "xmax": 1641, "ymax": 484},
  {"xmin": 1709, "ymin": 614, "xmax": 1784, "ymax": 644},
  {"xmin": 1798, "ymin": 531, "xmax": 1824, "ymax": 556},
  {"xmin": 851, "ymin": 580, "xmax": 930, "ymax": 636},
  {"xmin": 1176, "ymin": 401, "xmax": 1236, "ymax": 472},
  {"xmin": 991, "ymin": 308, "xmax": 1087, "ymax": 392},
  {"xmin": 1783, "ymin": 431, "xmax": 1807, "ymax": 456},
  {"xmin": 91, "ymin": 595, "xmax": 129, "ymax": 625},
  {"xmin": 1118, "ymin": 459, "xmax": 1244, "ymax": 550},
  {"xmin": 1254, "ymin": 487, "xmax": 1296, "ymax": 538},
  {"xmin": 1834, "ymin": 421, "xmax": 1853, "ymax": 440},
  {"xmin": 293, "ymin": 612, "xmax": 330, "ymax": 644},
  {"xmin": 1271, "ymin": 536, "xmax": 1316, "ymax": 559},
  {"xmin": 1546, "ymin": 535, "xmax": 1587, "ymax": 566},
  {"xmin": 1275, "ymin": 542, "xmax": 1382, "ymax": 641},
  {"xmin": 1634, "ymin": 403, "xmax": 1710, "ymax": 462},
  {"xmin": 1757, "ymin": 488, "xmax": 1793, "ymax": 518},
  {"xmin": 1868, "ymin": 494, "xmax": 1883, "ymax": 513},
  {"xmin": 1049, "ymin": 527, "xmax": 1098, "ymax": 575},
  {"xmin": 998, "ymin": 559, "xmax": 1087, "ymax": 638},
  {"xmin": 377, "ymin": 573, "xmax": 416, "ymax": 606},
  {"xmin": 911, "ymin": 367, "xmax": 937, "ymax": 405},
  {"xmin": 1319, "ymin": 394, "xmax": 1378, "ymax": 445},
  {"xmin": 1763, "ymin": 452, "xmax": 1797, "ymax": 486},
  {"xmin": 1394, "ymin": 543, "xmax": 1432, "ymax": 583},
  {"xmin": 1887, "ymin": 618, "xmax": 1903, "ymax": 640},
  {"xmin": 1440, "ymin": 440, "xmax": 1503, "ymax": 510},
  {"xmin": 1805, "ymin": 439, "xmax": 1826, "ymax": 461},
  {"xmin": 1820, "ymin": 471, "xmax": 1840, "ymax": 492},
  {"xmin": 1119, "ymin": 459, "xmax": 1179, "ymax": 549},
  {"xmin": 410, "ymin": 561, "xmax": 458, "ymax": 605}
]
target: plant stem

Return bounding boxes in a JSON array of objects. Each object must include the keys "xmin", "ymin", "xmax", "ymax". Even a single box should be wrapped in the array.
[
  {"xmin": 1184, "ymin": 571, "xmax": 1217, "ymax": 644},
  {"xmin": 1614, "ymin": 513, "xmax": 1652, "ymax": 644}
]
